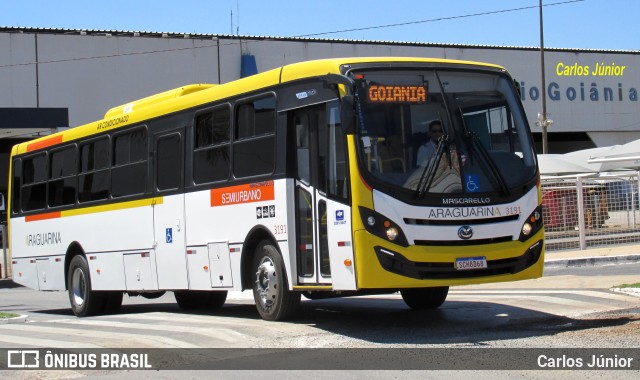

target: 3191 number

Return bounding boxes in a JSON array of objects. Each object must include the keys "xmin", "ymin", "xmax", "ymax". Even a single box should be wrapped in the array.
[{"xmin": 274, "ymin": 224, "xmax": 287, "ymax": 235}]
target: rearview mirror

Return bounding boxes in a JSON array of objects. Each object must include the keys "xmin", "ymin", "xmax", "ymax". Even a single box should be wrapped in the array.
[{"xmin": 513, "ymin": 79, "xmax": 522, "ymax": 97}]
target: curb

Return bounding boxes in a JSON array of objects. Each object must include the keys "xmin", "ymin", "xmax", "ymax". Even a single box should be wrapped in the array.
[
  {"xmin": 611, "ymin": 287, "xmax": 640, "ymax": 298},
  {"xmin": 0, "ymin": 315, "xmax": 28, "ymax": 324},
  {"xmin": 544, "ymin": 254, "xmax": 640, "ymax": 268}
]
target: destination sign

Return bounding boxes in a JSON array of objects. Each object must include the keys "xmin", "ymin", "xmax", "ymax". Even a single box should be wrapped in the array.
[{"xmin": 367, "ymin": 85, "xmax": 427, "ymax": 103}]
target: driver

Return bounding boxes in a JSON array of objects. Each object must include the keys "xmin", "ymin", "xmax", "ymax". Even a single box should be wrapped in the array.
[{"xmin": 416, "ymin": 120, "xmax": 444, "ymax": 166}]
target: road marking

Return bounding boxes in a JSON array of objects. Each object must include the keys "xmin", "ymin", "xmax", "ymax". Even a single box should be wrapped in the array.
[
  {"xmin": 49, "ymin": 318, "xmax": 247, "ymax": 343},
  {"xmin": 450, "ymin": 289, "xmax": 640, "ymax": 302},
  {"xmin": 451, "ymin": 289, "xmax": 631, "ymax": 295},
  {"xmin": 105, "ymin": 312, "xmax": 265, "ymax": 327},
  {"xmin": 0, "ymin": 324, "xmax": 198, "ymax": 348},
  {"xmin": 451, "ymin": 294, "xmax": 607, "ymax": 308},
  {"xmin": 0, "ymin": 333, "xmax": 100, "ymax": 348},
  {"xmin": 446, "ymin": 294, "xmax": 632, "ymax": 316}
]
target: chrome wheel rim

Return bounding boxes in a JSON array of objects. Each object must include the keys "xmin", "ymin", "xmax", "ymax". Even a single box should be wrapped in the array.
[
  {"xmin": 255, "ymin": 257, "xmax": 278, "ymax": 308},
  {"xmin": 71, "ymin": 267, "xmax": 86, "ymax": 306}
]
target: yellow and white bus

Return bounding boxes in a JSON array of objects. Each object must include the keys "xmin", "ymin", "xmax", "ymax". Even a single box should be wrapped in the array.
[{"xmin": 8, "ymin": 57, "xmax": 544, "ymax": 320}]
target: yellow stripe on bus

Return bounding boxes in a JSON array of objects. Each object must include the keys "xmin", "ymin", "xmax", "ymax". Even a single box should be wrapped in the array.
[
  {"xmin": 24, "ymin": 197, "xmax": 164, "ymax": 222},
  {"xmin": 62, "ymin": 197, "xmax": 164, "ymax": 218},
  {"xmin": 292, "ymin": 286, "xmax": 334, "ymax": 291}
]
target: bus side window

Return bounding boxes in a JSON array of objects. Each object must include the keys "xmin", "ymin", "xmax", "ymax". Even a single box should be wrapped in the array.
[
  {"xmin": 49, "ymin": 146, "xmax": 78, "ymax": 207},
  {"xmin": 193, "ymin": 106, "xmax": 231, "ymax": 184},
  {"xmin": 112, "ymin": 127, "xmax": 148, "ymax": 198},
  {"xmin": 233, "ymin": 96, "xmax": 276, "ymax": 178},
  {"xmin": 11, "ymin": 158, "xmax": 21, "ymax": 214},
  {"xmin": 295, "ymin": 114, "xmax": 311, "ymax": 185},
  {"xmin": 326, "ymin": 103, "xmax": 348, "ymax": 201},
  {"xmin": 21, "ymin": 153, "xmax": 47, "ymax": 211},
  {"xmin": 79, "ymin": 137, "xmax": 111, "ymax": 203}
]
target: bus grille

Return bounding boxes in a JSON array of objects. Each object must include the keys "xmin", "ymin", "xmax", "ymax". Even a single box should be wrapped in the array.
[
  {"xmin": 414, "ymin": 236, "xmax": 513, "ymax": 246},
  {"xmin": 374, "ymin": 240, "xmax": 543, "ymax": 280}
]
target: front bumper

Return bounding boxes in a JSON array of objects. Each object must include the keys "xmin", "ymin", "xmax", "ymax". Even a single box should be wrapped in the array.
[
  {"xmin": 353, "ymin": 228, "xmax": 545, "ymax": 289},
  {"xmin": 375, "ymin": 240, "xmax": 543, "ymax": 280}
]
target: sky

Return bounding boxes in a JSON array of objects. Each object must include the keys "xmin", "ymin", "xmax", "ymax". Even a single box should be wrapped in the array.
[{"xmin": 1, "ymin": 0, "xmax": 639, "ymax": 51}]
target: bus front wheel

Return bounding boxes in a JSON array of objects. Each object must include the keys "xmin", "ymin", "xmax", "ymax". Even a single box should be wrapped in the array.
[
  {"xmin": 67, "ymin": 255, "xmax": 105, "ymax": 317},
  {"xmin": 400, "ymin": 286, "xmax": 449, "ymax": 310},
  {"xmin": 252, "ymin": 241, "xmax": 300, "ymax": 321}
]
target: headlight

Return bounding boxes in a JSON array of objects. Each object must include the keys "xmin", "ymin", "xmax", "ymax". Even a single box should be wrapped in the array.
[
  {"xmin": 519, "ymin": 205, "xmax": 544, "ymax": 242},
  {"xmin": 359, "ymin": 207, "xmax": 409, "ymax": 247},
  {"xmin": 386, "ymin": 227, "xmax": 399, "ymax": 241}
]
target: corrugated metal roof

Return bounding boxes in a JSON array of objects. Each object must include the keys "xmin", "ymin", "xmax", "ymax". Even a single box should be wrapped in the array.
[{"xmin": 1, "ymin": 26, "xmax": 638, "ymax": 54}]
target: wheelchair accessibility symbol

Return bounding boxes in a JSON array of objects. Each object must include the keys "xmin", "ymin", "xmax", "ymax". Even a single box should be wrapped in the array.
[
  {"xmin": 166, "ymin": 228, "xmax": 173, "ymax": 243},
  {"xmin": 465, "ymin": 175, "xmax": 480, "ymax": 193}
]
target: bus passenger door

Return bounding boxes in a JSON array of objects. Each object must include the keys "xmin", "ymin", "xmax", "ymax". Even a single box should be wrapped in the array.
[
  {"xmin": 152, "ymin": 128, "xmax": 189, "ymax": 290},
  {"xmin": 292, "ymin": 102, "xmax": 354, "ymax": 288}
]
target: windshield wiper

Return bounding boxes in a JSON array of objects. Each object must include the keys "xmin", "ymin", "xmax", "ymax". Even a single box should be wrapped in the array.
[
  {"xmin": 415, "ymin": 134, "xmax": 450, "ymax": 199},
  {"xmin": 459, "ymin": 110, "xmax": 510, "ymax": 196}
]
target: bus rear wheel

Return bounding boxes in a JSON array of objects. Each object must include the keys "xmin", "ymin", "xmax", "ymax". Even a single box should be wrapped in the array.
[
  {"xmin": 67, "ymin": 255, "xmax": 105, "ymax": 317},
  {"xmin": 252, "ymin": 241, "xmax": 300, "ymax": 321},
  {"xmin": 400, "ymin": 286, "xmax": 449, "ymax": 310},
  {"xmin": 174, "ymin": 290, "xmax": 228, "ymax": 310}
]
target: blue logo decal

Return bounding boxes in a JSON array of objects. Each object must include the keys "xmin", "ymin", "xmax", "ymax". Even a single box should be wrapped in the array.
[
  {"xmin": 166, "ymin": 228, "xmax": 173, "ymax": 243},
  {"xmin": 465, "ymin": 175, "xmax": 480, "ymax": 193},
  {"xmin": 336, "ymin": 210, "xmax": 344, "ymax": 221}
]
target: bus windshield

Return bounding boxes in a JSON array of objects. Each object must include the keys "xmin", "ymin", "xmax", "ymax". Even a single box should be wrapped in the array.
[{"xmin": 353, "ymin": 69, "xmax": 537, "ymax": 200}]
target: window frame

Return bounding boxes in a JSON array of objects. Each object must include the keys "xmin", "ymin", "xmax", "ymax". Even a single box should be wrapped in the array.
[
  {"xmin": 155, "ymin": 131, "xmax": 183, "ymax": 192},
  {"xmin": 192, "ymin": 104, "xmax": 232, "ymax": 185},
  {"xmin": 232, "ymin": 93, "xmax": 277, "ymax": 179},
  {"xmin": 78, "ymin": 135, "xmax": 112, "ymax": 204},
  {"xmin": 48, "ymin": 144, "xmax": 79, "ymax": 208},
  {"xmin": 111, "ymin": 125, "xmax": 149, "ymax": 199},
  {"xmin": 20, "ymin": 152, "xmax": 48, "ymax": 212}
]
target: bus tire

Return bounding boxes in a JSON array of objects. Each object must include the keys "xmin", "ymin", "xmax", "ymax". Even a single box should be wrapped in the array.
[
  {"xmin": 103, "ymin": 292, "xmax": 123, "ymax": 314},
  {"xmin": 174, "ymin": 290, "xmax": 228, "ymax": 310},
  {"xmin": 207, "ymin": 291, "xmax": 228, "ymax": 309},
  {"xmin": 140, "ymin": 291, "xmax": 166, "ymax": 299},
  {"xmin": 252, "ymin": 240, "xmax": 300, "ymax": 321},
  {"xmin": 67, "ymin": 255, "xmax": 105, "ymax": 317},
  {"xmin": 400, "ymin": 286, "xmax": 449, "ymax": 310}
]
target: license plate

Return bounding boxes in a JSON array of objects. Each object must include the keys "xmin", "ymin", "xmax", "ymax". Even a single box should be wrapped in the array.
[{"xmin": 455, "ymin": 256, "xmax": 488, "ymax": 270}]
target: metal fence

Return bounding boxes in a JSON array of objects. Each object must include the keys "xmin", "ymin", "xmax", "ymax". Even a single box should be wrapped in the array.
[{"xmin": 542, "ymin": 172, "xmax": 640, "ymax": 251}]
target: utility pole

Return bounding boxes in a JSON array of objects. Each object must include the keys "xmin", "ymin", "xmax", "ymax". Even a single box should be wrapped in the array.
[{"xmin": 538, "ymin": 0, "xmax": 551, "ymax": 154}]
